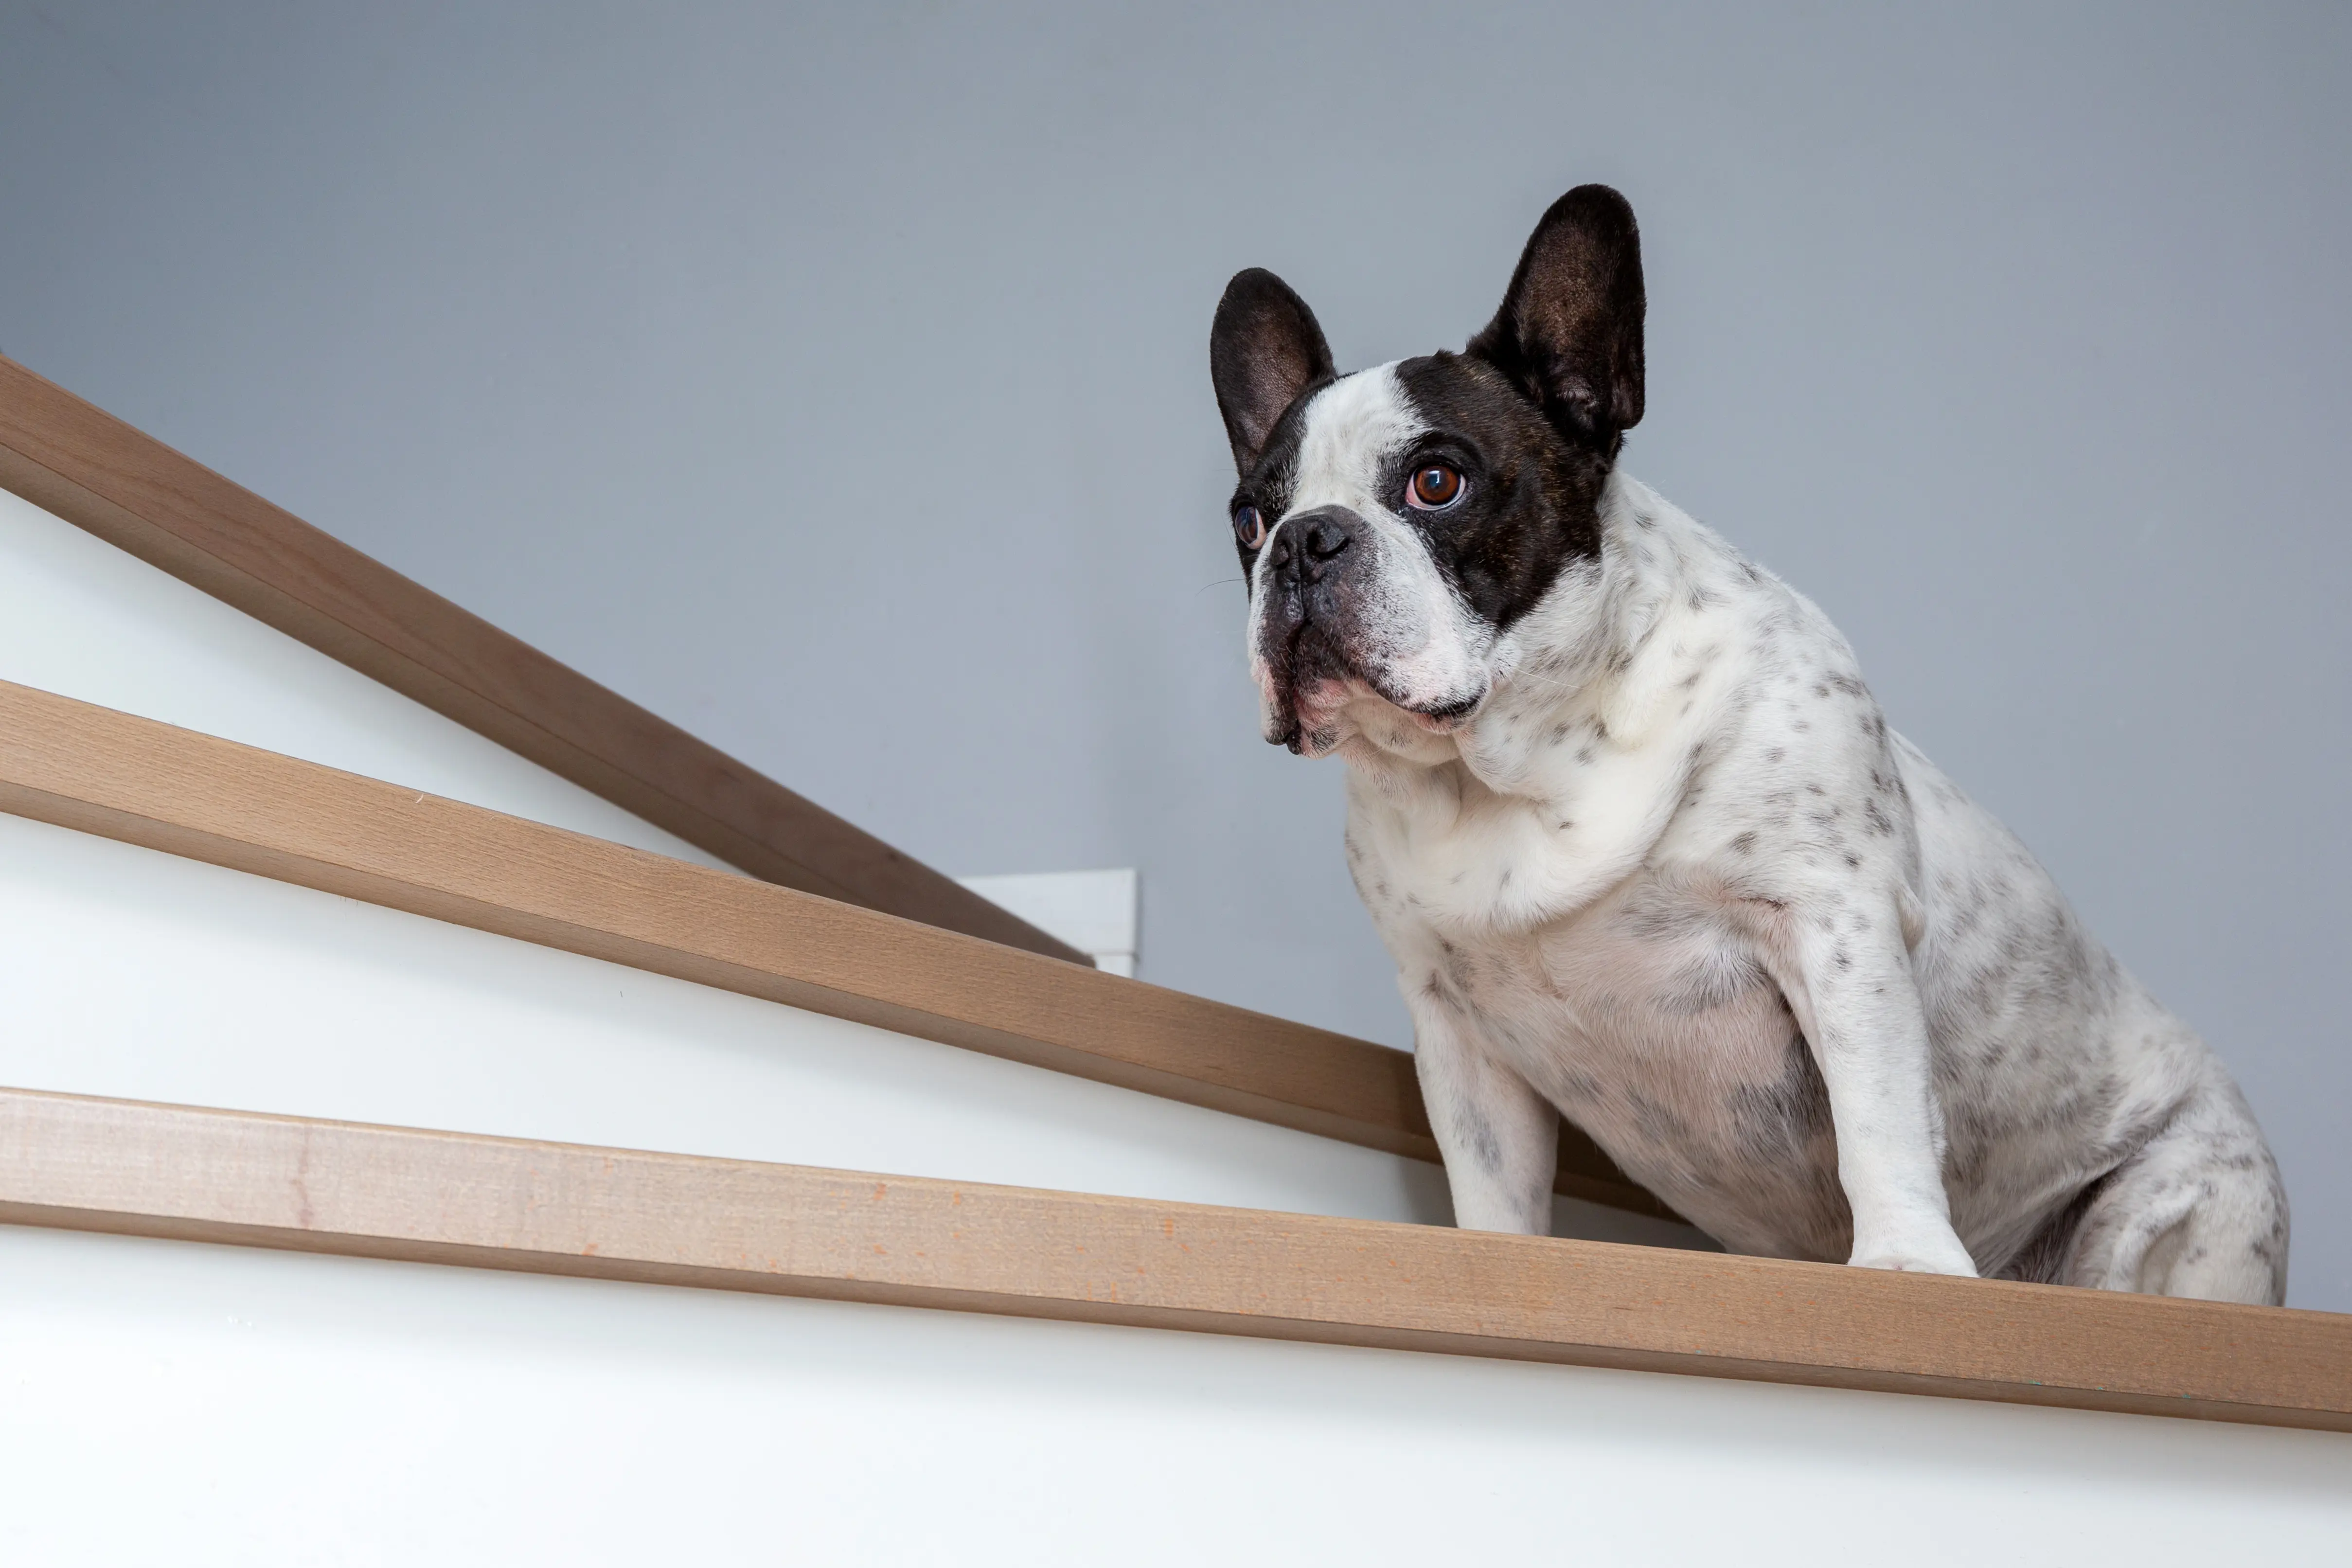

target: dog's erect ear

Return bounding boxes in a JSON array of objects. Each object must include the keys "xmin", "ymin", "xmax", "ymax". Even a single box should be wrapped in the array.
[
  {"xmin": 1467, "ymin": 185, "xmax": 1645, "ymax": 451},
  {"xmin": 1211, "ymin": 268, "xmax": 1336, "ymax": 472}
]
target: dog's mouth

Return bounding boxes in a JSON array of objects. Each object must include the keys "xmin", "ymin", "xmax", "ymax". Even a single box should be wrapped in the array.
[
  {"xmin": 1261, "ymin": 621, "xmax": 1339, "ymax": 754},
  {"xmin": 1263, "ymin": 620, "xmax": 1484, "ymax": 755}
]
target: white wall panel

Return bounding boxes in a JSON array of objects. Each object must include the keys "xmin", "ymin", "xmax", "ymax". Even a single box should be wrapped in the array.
[
  {"xmin": 0, "ymin": 486, "xmax": 731, "ymax": 869},
  {"xmin": 0, "ymin": 1225, "xmax": 2343, "ymax": 1567},
  {"xmin": 0, "ymin": 809, "xmax": 1427, "ymax": 1221}
]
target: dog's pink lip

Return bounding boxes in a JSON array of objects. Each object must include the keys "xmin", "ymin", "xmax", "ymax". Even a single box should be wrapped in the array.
[
  {"xmin": 1270, "ymin": 679, "xmax": 1486, "ymax": 749},
  {"xmin": 1262, "ymin": 624, "xmax": 1485, "ymax": 742},
  {"xmin": 1400, "ymin": 691, "xmax": 1486, "ymax": 731}
]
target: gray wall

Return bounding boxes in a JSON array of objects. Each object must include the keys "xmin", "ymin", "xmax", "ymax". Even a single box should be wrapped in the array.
[{"xmin": 4, "ymin": 2, "xmax": 2347, "ymax": 1308}]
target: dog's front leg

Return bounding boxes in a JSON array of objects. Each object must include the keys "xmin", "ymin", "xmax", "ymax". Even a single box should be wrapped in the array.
[
  {"xmin": 1765, "ymin": 905, "xmax": 1979, "ymax": 1276},
  {"xmin": 1410, "ymin": 997, "xmax": 1558, "ymax": 1235}
]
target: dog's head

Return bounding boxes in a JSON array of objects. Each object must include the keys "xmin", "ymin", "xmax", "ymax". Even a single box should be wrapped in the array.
[{"xmin": 1211, "ymin": 185, "xmax": 1646, "ymax": 759}]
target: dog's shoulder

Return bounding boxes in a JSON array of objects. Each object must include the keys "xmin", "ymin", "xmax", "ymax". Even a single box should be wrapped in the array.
[{"xmin": 1347, "ymin": 479, "xmax": 1908, "ymax": 939}]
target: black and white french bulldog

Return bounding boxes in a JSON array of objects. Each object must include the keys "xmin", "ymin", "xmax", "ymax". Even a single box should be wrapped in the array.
[{"xmin": 1209, "ymin": 186, "xmax": 2287, "ymax": 1303}]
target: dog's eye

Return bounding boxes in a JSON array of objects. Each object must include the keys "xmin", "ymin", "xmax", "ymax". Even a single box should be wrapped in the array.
[
  {"xmin": 1232, "ymin": 505, "xmax": 1267, "ymax": 550},
  {"xmin": 1408, "ymin": 464, "xmax": 1464, "ymax": 510}
]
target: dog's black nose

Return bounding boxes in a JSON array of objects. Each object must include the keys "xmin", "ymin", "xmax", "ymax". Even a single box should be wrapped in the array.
[{"xmin": 1268, "ymin": 505, "xmax": 1361, "ymax": 587}]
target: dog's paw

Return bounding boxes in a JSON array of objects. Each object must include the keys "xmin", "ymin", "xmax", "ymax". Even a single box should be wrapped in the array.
[{"xmin": 1848, "ymin": 1241, "xmax": 1980, "ymax": 1278}]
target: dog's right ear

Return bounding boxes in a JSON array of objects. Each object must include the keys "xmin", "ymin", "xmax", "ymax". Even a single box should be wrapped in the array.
[
  {"xmin": 1211, "ymin": 268, "xmax": 1335, "ymax": 473},
  {"xmin": 1467, "ymin": 185, "xmax": 1645, "ymax": 455}
]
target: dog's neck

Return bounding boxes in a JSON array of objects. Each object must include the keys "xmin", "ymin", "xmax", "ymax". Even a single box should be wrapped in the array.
[{"xmin": 1342, "ymin": 469, "xmax": 1734, "ymax": 806}]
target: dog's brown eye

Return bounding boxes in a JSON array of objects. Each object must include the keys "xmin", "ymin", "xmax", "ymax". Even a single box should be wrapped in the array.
[
  {"xmin": 1232, "ymin": 505, "xmax": 1267, "ymax": 549},
  {"xmin": 1408, "ymin": 464, "xmax": 1464, "ymax": 509}
]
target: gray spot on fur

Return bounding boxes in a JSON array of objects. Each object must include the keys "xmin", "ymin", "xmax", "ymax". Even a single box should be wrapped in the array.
[{"xmin": 1728, "ymin": 1034, "xmax": 1835, "ymax": 1163}]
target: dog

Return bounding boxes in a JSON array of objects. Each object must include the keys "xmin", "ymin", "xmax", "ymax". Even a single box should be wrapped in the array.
[{"xmin": 1208, "ymin": 185, "xmax": 2288, "ymax": 1303}]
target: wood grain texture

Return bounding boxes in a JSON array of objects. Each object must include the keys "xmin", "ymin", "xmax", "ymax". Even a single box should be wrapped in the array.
[
  {"xmin": 0, "ymin": 677, "xmax": 1666, "ymax": 1215},
  {"xmin": 0, "ymin": 1086, "xmax": 2344, "ymax": 1431},
  {"xmin": 0, "ymin": 353, "xmax": 1084, "ymax": 962}
]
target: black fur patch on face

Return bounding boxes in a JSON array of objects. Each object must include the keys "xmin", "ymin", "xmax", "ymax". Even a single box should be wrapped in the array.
[
  {"xmin": 1212, "ymin": 185, "xmax": 1648, "ymax": 641},
  {"xmin": 1225, "ymin": 355, "xmax": 1615, "ymax": 635},
  {"xmin": 1388, "ymin": 352, "xmax": 1610, "ymax": 633}
]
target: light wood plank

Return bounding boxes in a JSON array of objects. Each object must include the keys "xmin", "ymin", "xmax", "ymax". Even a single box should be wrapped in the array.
[
  {"xmin": 0, "ymin": 354, "xmax": 1084, "ymax": 962},
  {"xmin": 0, "ymin": 677, "xmax": 1666, "ymax": 1214},
  {"xmin": 0, "ymin": 1086, "xmax": 2343, "ymax": 1431}
]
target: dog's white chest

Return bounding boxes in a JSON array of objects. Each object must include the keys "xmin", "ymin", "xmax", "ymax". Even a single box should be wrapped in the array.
[{"xmin": 1350, "ymin": 780, "xmax": 1854, "ymax": 1258}]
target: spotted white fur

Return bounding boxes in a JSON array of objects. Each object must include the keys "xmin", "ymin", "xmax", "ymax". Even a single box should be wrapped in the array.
[{"xmin": 1259, "ymin": 369, "xmax": 2288, "ymax": 1302}]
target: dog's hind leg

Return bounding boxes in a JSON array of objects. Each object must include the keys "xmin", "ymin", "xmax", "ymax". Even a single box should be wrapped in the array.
[{"xmin": 2061, "ymin": 1069, "xmax": 2289, "ymax": 1306}]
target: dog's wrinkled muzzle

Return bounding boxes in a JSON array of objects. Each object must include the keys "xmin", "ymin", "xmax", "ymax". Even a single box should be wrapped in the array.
[{"xmin": 1255, "ymin": 506, "xmax": 1372, "ymax": 751}]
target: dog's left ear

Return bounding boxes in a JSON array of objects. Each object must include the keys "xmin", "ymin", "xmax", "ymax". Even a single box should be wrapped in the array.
[{"xmin": 1467, "ymin": 185, "xmax": 1645, "ymax": 453}]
